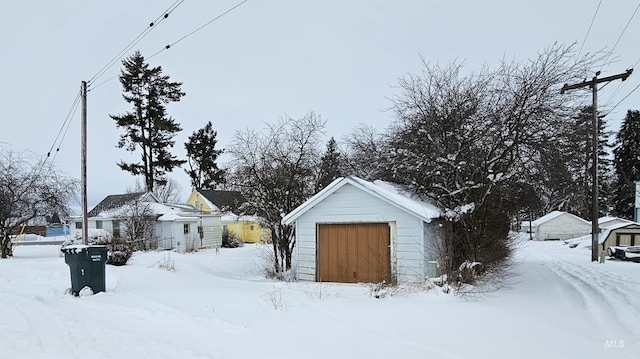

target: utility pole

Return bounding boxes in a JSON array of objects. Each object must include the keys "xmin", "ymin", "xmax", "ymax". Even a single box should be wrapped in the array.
[
  {"xmin": 561, "ymin": 69, "xmax": 633, "ymax": 262},
  {"xmin": 81, "ymin": 81, "xmax": 88, "ymax": 245}
]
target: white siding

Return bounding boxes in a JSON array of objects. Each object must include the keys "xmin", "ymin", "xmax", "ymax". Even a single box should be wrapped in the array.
[
  {"xmin": 181, "ymin": 222, "xmax": 200, "ymax": 253},
  {"xmin": 535, "ymin": 214, "xmax": 591, "ymax": 240},
  {"xmin": 200, "ymin": 215, "xmax": 222, "ymax": 249},
  {"xmin": 154, "ymin": 222, "xmax": 174, "ymax": 249},
  {"xmin": 294, "ymin": 183, "xmax": 432, "ymax": 283}
]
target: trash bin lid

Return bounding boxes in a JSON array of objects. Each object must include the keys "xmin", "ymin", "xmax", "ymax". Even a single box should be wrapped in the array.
[{"xmin": 60, "ymin": 244, "xmax": 90, "ymax": 254}]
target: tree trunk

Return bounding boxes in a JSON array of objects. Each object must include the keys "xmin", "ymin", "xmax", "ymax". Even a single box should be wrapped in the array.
[
  {"xmin": 270, "ymin": 228, "xmax": 281, "ymax": 274},
  {"xmin": 1, "ymin": 237, "xmax": 9, "ymax": 258}
]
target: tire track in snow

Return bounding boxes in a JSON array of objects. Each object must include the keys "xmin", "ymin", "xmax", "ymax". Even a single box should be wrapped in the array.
[
  {"xmin": 1, "ymin": 291, "xmax": 74, "ymax": 356},
  {"xmin": 531, "ymin": 247, "xmax": 640, "ymax": 343}
]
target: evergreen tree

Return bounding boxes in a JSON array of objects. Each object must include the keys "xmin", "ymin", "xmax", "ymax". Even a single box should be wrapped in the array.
[
  {"xmin": 564, "ymin": 106, "xmax": 612, "ymax": 220},
  {"xmin": 612, "ymin": 110, "xmax": 640, "ymax": 219},
  {"xmin": 536, "ymin": 146, "xmax": 575, "ymax": 214},
  {"xmin": 110, "ymin": 51, "xmax": 186, "ymax": 193},
  {"xmin": 315, "ymin": 137, "xmax": 342, "ymax": 192},
  {"xmin": 184, "ymin": 121, "xmax": 225, "ymax": 189},
  {"xmin": 343, "ymin": 124, "xmax": 389, "ymax": 181}
]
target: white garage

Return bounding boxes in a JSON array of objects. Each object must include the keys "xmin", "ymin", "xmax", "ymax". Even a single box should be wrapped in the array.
[{"xmin": 282, "ymin": 176, "xmax": 442, "ymax": 284}]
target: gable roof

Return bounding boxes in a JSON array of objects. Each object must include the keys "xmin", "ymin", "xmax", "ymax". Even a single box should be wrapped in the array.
[
  {"xmin": 282, "ymin": 176, "xmax": 441, "ymax": 225},
  {"xmin": 598, "ymin": 222, "xmax": 640, "ymax": 244},
  {"xmin": 198, "ymin": 190, "xmax": 246, "ymax": 213},
  {"xmin": 89, "ymin": 192, "xmax": 206, "ymax": 222},
  {"xmin": 189, "ymin": 190, "xmax": 220, "ymax": 212},
  {"xmin": 597, "ymin": 216, "xmax": 636, "ymax": 226},
  {"xmin": 88, "ymin": 192, "xmax": 160, "ymax": 217},
  {"xmin": 153, "ymin": 203, "xmax": 200, "ymax": 222},
  {"xmin": 532, "ymin": 211, "xmax": 590, "ymax": 226}
]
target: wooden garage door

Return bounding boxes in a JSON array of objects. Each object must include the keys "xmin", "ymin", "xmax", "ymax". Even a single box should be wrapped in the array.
[{"xmin": 317, "ymin": 223, "xmax": 389, "ymax": 283}]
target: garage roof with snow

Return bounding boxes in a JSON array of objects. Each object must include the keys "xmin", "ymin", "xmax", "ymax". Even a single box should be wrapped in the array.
[{"xmin": 282, "ymin": 176, "xmax": 441, "ymax": 225}]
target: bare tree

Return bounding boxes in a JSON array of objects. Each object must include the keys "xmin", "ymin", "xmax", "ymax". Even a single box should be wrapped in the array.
[
  {"xmin": 118, "ymin": 200, "xmax": 156, "ymax": 251},
  {"xmin": 385, "ymin": 43, "xmax": 603, "ymax": 290},
  {"xmin": 153, "ymin": 178, "xmax": 183, "ymax": 204},
  {"xmin": 0, "ymin": 147, "xmax": 78, "ymax": 258},
  {"xmin": 226, "ymin": 111, "xmax": 325, "ymax": 277},
  {"xmin": 127, "ymin": 177, "xmax": 182, "ymax": 204}
]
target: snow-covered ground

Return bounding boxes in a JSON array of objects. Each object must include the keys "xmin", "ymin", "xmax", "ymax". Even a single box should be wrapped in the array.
[{"xmin": 1, "ymin": 239, "xmax": 638, "ymax": 359}]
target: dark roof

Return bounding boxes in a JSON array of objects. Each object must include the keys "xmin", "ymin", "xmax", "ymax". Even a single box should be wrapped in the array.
[
  {"xmin": 199, "ymin": 190, "xmax": 246, "ymax": 213},
  {"xmin": 88, "ymin": 192, "xmax": 147, "ymax": 217}
]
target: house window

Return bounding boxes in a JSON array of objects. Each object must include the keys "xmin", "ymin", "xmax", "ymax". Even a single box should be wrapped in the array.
[
  {"xmin": 223, "ymin": 224, "xmax": 228, "ymax": 232},
  {"xmin": 96, "ymin": 220, "xmax": 103, "ymax": 229},
  {"xmin": 112, "ymin": 220, "xmax": 120, "ymax": 237},
  {"xmin": 250, "ymin": 225, "xmax": 255, "ymax": 231},
  {"xmin": 75, "ymin": 222, "xmax": 82, "ymax": 229},
  {"xmin": 183, "ymin": 224, "xmax": 190, "ymax": 234}
]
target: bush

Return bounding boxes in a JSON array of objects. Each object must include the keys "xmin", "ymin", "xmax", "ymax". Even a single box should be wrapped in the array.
[
  {"xmin": 107, "ymin": 237, "xmax": 134, "ymax": 266},
  {"xmin": 222, "ymin": 228, "xmax": 243, "ymax": 248},
  {"xmin": 89, "ymin": 233, "xmax": 133, "ymax": 266}
]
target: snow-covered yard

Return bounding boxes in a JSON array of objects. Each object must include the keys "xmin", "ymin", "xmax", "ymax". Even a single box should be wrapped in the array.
[{"xmin": 1, "ymin": 240, "xmax": 638, "ymax": 359}]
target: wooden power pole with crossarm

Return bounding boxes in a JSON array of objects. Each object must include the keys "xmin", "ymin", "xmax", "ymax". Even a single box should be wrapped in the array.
[{"xmin": 560, "ymin": 68, "xmax": 633, "ymax": 262}]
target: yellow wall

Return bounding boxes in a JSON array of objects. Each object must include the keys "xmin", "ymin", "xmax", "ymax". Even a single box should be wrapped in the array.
[
  {"xmin": 224, "ymin": 220, "xmax": 272, "ymax": 243},
  {"xmin": 185, "ymin": 190, "xmax": 216, "ymax": 213},
  {"xmin": 186, "ymin": 189, "xmax": 272, "ymax": 243}
]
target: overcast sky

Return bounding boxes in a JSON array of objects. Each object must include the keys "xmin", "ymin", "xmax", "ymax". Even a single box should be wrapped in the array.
[{"xmin": 1, "ymin": 0, "xmax": 639, "ymax": 212}]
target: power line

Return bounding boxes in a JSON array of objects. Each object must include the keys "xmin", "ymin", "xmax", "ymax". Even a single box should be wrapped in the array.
[
  {"xmin": 603, "ymin": 52, "xmax": 638, "ymax": 104},
  {"xmin": 601, "ymin": 2, "xmax": 640, "ymax": 69},
  {"xmin": 45, "ymin": 90, "xmax": 82, "ymax": 162},
  {"xmin": 577, "ymin": 0, "xmax": 603, "ymax": 61},
  {"xmin": 51, "ymin": 93, "xmax": 82, "ymax": 164},
  {"xmin": 149, "ymin": 0, "xmax": 248, "ymax": 59},
  {"xmin": 87, "ymin": 0, "xmax": 185, "ymax": 87},
  {"xmin": 598, "ymin": 3, "xmax": 640, "ymax": 110},
  {"xmin": 88, "ymin": 73, "xmax": 120, "ymax": 92},
  {"xmin": 603, "ymin": 81, "xmax": 640, "ymax": 117},
  {"xmin": 28, "ymin": 90, "xmax": 82, "ymax": 179},
  {"xmin": 605, "ymin": 64, "xmax": 636, "ymax": 104}
]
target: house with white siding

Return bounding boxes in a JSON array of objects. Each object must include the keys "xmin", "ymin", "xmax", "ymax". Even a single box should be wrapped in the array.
[
  {"xmin": 80, "ymin": 192, "xmax": 222, "ymax": 252},
  {"xmin": 282, "ymin": 176, "xmax": 442, "ymax": 284}
]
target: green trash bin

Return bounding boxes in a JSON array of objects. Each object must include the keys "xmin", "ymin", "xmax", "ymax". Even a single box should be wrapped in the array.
[{"xmin": 61, "ymin": 245, "xmax": 108, "ymax": 296}]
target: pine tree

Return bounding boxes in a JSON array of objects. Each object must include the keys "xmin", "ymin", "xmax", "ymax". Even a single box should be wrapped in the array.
[
  {"xmin": 564, "ymin": 106, "xmax": 612, "ymax": 220},
  {"xmin": 110, "ymin": 51, "xmax": 186, "ymax": 193},
  {"xmin": 184, "ymin": 121, "xmax": 225, "ymax": 189},
  {"xmin": 315, "ymin": 137, "xmax": 342, "ymax": 192},
  {"xmin": 612, "ymin": 110, "xmax": 640, "ymax": 219}
]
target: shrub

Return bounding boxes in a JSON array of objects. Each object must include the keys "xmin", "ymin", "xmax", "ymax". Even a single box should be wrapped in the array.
[
  {"xmin": 222, "ymin": 228, "xmax": 243, "ymax": 248},
  {"xmin": 150, "ymin": 253, "xmax": 175, "ymax": 271},
  {"xmin": 107, "ymin": 237, "xmax": 134, "ymax": 266},
  {"xmin": 89, "ymin": 234, "xmax": 133, "ymax": 266}
]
